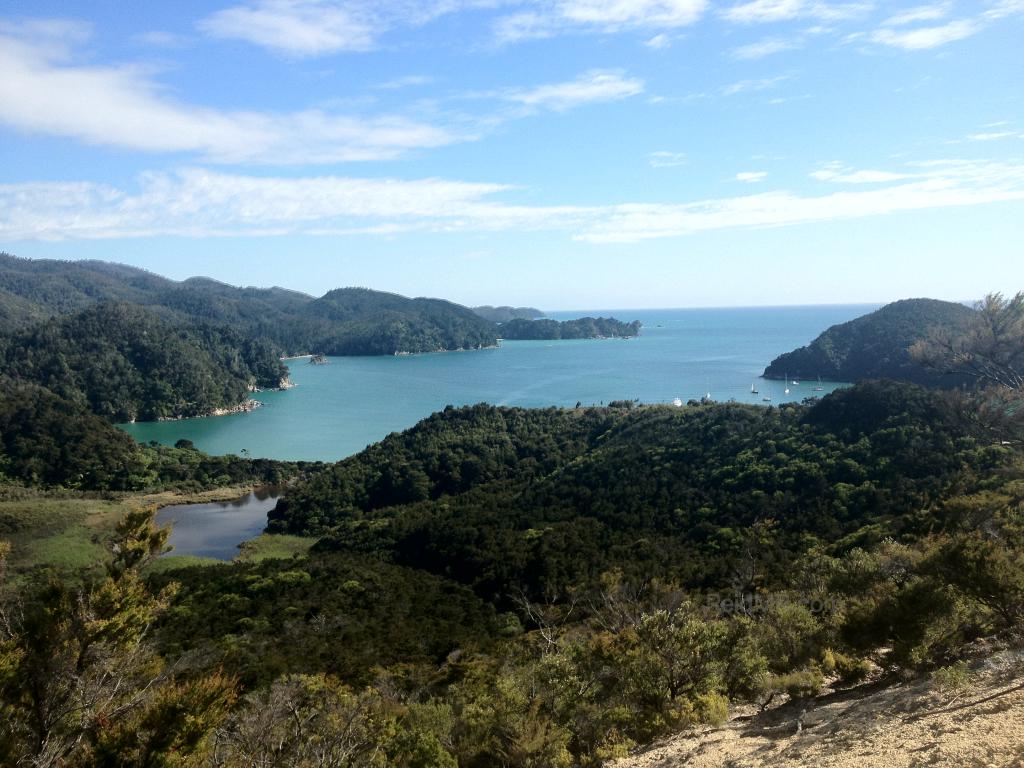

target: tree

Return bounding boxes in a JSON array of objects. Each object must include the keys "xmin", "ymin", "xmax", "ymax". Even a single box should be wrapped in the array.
[
  {"xmin": 0, "ymin": 510, "xmax": 236, "ymax": 767},
  {"xmin": 911, "ymin": 292, "xmax": 1024, "ymax": 390}
]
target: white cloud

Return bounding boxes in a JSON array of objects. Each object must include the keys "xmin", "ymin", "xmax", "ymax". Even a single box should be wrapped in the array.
[
  {"xmin": 881, "ymin": 2, "xmax": 950, "ymax": 26},
  {"xmin": 736, "ymin": 171, "xmax": 768, "ymax": 182},
  {"xmin": 0, "ymin": 29, "xmax": 462, "ymax": 164},
  {"xmin": 867, "ymin": 1, "xmax": 1024, "ymax": 51},
  {"xmin": 869, "ymin": 18, "xmax": 980, "ymax": 49},
  {"xmin": 5, "ymin": 160, "xmax": 1023, "ymax": 244},
  {"xmin": 199, "ymin": 0, "xmax": 502, "ymax": 56},
  {"xmin": 645, "ymin": 33, "xmax": 672, "ymax": 48},
  {"xmin": 723, "ymin": 0, "xmax": 871, "ymax": 24},
  {"xmin": 500, "ymin": 70, "xmax": 644, "ymax": 111},
  {"xmin": 966, "ymin": 131, "xmax": 1019, "ymax": 141},
  {"xmin": 559, "ymin": 0, "xmax": 707, "ymax": 26},
  {"xmin": 810, "ymin": 163, "xmax": 911, "ymax": 182},
  {"xmin": 200, "ymin": 0, "xmax": 376, "ymax": 55},
  {"xmin": 731, "ymin": 37, "xmax": 799, "ymax": 58},
  {"xmin": 721, "ymin": 74, "xmax": 791, "ymax": 95},
  {"xmin": 649, "ymin": 151, "xmax": 687, "ymax": 167},
  {"xmin": 376, "ymin": 74, "xmax": 435, "ymax": 89},
  {"xmin": 577, "ymin": 160, "xmax": 1024, "ymax": 242},
  {"xmin": 494, "ymin": 0, "xmax": 707, "ymax": 44}
]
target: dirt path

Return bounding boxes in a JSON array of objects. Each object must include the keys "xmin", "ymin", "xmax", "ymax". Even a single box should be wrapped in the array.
[{"xmin": 611, "ymin": 651, "xmax": 1024, "ymax": 767}]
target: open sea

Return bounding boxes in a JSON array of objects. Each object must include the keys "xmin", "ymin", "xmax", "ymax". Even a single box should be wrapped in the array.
[{"xmin": 120, "ymin": 304, "xmax": 878, "ymax": 462}]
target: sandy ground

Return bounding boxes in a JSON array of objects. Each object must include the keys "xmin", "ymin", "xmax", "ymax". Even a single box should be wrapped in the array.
[{"xmin": 611, "ymin": 649, "xmax": 1024, "ymax": 768}]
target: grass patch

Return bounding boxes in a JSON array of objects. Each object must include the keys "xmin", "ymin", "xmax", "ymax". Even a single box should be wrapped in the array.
[
  {"xmin": 146, "ymin": 555, "xmax": 228, "ymax": 575},
  {"xmin": 236, "ymin": 533, "xmax": 317, "ymax": 563},
  {"xmin": 0, "ymin": 496, "xmax": 124, "ymax": 579}
]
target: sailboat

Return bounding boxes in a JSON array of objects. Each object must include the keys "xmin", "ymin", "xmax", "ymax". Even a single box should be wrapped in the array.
[
  {"xmin": 750, "ymin": 381, "xmax": 759, "ymax": 395},
  {"xmin": 784, "ymin": 373, "xmax": 790, "ymax": 396},
  {"xmin": 813, "ymin": 375, "xmax": 824, "ymax": 392}
]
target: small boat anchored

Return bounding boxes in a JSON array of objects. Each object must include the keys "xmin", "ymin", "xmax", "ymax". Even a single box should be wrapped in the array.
[{"xmin": 750, "ymin": 381, "xmax": 759, "ymax": 395}]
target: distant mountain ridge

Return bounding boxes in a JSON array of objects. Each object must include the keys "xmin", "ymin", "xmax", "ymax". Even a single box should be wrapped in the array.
[
  {"xmin": 471, "ymin": 305, "xmax": 545, "ymax": 323},
  {"xmin": 763, "ymin": 298, "xmax": 976, "ymax": 386},
  {"xmin": 0, "ymin": 253, "xmax": 497, "ymax": 356},
  {"xmin": 499, "ymin": 316, "xmax": 641, "ymax": 340}
]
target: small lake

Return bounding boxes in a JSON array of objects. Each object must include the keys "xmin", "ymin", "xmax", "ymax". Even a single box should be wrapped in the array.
[{"xmin": 156, "ymin": 488, "xmax": 281, "ymax": 560}]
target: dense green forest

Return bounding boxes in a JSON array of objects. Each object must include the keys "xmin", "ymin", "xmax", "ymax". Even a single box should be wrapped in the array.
[
  {"xmin": 1, "ymin": 302, "xmax": 288, "ymax": 421},
  {"xmin": 471, "ymin": 305, "xmax": 545, "ymax": 322},
  {"xmin": 764, "ymin": 298, "xmax": 976, "ymax": 385},
  {"xmin": 0, "ymin": 381, "xmax": 318, "ymax": 491},
  {"xmin": 268, "ymin": 384, "xmax": 1006, "ymax": 600},
  {"xmin": 1, "ymin": 290, "xmax": 1022, "ymax": 767},
  {"xmin": 0, "ymin": 254, "xmax": 497, "ymax": 356},
  {"xmin": 499, "ymin": 316, "xmax": 642, "ymax": 340}
]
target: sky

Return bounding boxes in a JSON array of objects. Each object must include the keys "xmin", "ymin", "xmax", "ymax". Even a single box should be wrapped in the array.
[{"xmin": 0, "ymin": 0, "xmax": 1022, "ymax": 309}]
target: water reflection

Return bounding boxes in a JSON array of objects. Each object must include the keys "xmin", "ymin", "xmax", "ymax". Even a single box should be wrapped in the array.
[{"xmin": 156, "ymin": 488, "xmax": 281, "ymax": 561}]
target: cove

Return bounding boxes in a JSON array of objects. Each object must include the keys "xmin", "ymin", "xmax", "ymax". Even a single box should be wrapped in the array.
[{"xmin": 121, "ymin": 305, "xmax": 876, "ymax": 462}]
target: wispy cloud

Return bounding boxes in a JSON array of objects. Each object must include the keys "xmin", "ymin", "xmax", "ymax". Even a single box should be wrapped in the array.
[
  {"xmin": 200, "ymin": 0, "xmax": 376, "ymax": 55},
  {"xmin": 880, "ymin": 2, "xmax": 950, "ymax": 26},
  {"xmin": 499, "ymin": 70, "xmax": 644, "ymax": 111},
  {"xmin": 5, "ymin": 160, "xmax": 1022, "ymax": 244},
  {"xmin": 721, "ymin": 74, "xmax": 791, "ymax": 95},
  {"xmin": 966, "ymin": 130, "xmax": 1020, "ymax": 141},
  {"xmin": 865, "ymin": 0, "xmax": 1023, "ymax": 50},
  {"xmin": 494, "ymin": 0, "xmax": 707, "ymax": 44},
  {"xmin": 0, "ymin": 28, "xmax": 463, "ymax": 163},
  {"xmin": 730, "ymin": 37, "xmax": 799, "ymax": 58},
  {"xmin": 722, "ymin": 0, "xmax": 872, "ymax": 24},
  {"xmin": 869, "ymin": 18, "xmax": 980, "ymax": 49},
  {"xmin": 810, "ymin": 163, "xmax": 911, "ymax": 182},
  {"xmin": 199, "ymin": 0, "xmax": 501, "ymax": 56},
  {"xmin": 649, "ymin": 151, "xmax": 687, "ymax": 167},
  {"xmin": 736, "ymin": 171, "xmax": 768, "ymax": 182}
]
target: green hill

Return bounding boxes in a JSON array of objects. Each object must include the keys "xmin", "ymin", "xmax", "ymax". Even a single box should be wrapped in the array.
[
  {"xmin": 0, "ymin": 254, "xmax": 497, "ymax": 356},
  {"xmin": 472, "ymin": 305, "xmax": 545, "ymax": 322},
  {"xmin": 1, "ymin": 302, "xmax": 289, "ymax": 421},
  {"xmin": 763, "ymin": 298, "xmax": 976, "ymax": 386},
  {"xmin": 499, "ymin": 316, "xmax": 641, "ymax": 340},
  {"xmin": 269, "ymin": 382, "xmax": 999, "ymax": 600}
]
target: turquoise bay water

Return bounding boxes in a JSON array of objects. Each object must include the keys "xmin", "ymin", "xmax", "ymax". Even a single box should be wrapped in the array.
[{"xmin": 121, "ymin": 305, "xmax": 877, "ymax": 461}]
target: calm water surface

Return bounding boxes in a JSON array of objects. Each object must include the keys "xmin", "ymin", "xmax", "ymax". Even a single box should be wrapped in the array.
[
  {"xmin": 156, "ymin": 488, "xmax": 281, "ymax": 560},
  {"xmin": 122, "ymin": 305, "xmax": 877, "ymax": 461}
]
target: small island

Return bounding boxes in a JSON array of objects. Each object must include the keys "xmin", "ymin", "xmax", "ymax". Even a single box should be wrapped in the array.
[{"xmin": 498, "ymin": 316, "xmax": 641, "ymax": 340}]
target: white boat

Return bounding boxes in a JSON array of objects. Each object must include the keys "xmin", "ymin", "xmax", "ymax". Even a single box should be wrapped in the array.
[
  {"xmin": 750, "ymin": 381, "xmax": 759, "ymax": 395},
  {"xmin": 813, "ymin": 375, "xmax": 824, "ymax": 392}
]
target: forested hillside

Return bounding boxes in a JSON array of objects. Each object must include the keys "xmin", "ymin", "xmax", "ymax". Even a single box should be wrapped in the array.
[
  {"xmin": 269, "ymin": 383, "xmax": 1004, "ymax": 599},
  {"xmin": 0, "ymin": 302, "xmax": 288, "ymax": 421},
  {"xmin": 764, "ymin": 298, "xmax": 975, "ymax": 385},
  {"xmin": 0, "ymin": 253, "xmax": 497, "ymax": 356},
  {"xmin": 499, "ymin": 316, "xmax": 641, "ymax": 340},
  {"xmin": 472, "ymin": 305, "xmax": 545, "ymax": 322}
]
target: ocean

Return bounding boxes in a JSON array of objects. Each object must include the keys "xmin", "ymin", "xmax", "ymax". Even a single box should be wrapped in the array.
[{"xmin": 120, "ymin": 304, "xmax": 877, "ymax": 461}]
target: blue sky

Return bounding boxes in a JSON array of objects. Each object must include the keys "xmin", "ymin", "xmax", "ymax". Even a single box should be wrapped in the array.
[{"xmin": 0, "ymin": 0, "xmax": 1021, "ymax": 309}]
